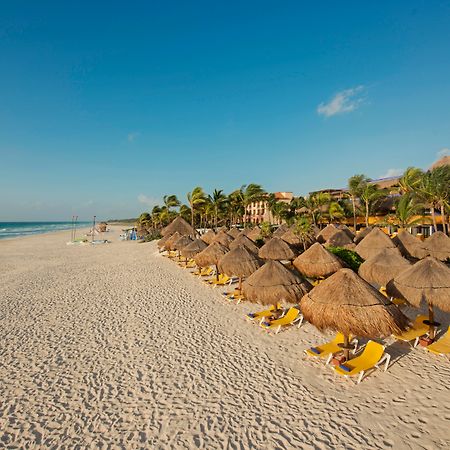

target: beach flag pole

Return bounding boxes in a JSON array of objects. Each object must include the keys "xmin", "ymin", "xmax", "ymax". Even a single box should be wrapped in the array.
[
  {"xmin": 74, "ymin": 215, "xmax": 78, "ymax": 241},
  {"xmin": 92, "ymin": 215, "xmax": 96, "ymax": 243},
  {"xmin": 71, "ymin": 215, "xmax": 75, "ymax": 242}
]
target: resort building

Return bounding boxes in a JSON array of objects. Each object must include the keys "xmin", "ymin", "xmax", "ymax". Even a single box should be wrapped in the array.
[{"xmin": 244, "ymin": 192, "xmax": 293, "ymax": 224}]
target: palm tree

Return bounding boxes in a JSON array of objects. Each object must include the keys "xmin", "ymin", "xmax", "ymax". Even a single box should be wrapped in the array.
[
  {"xmin": 398, "ymin": 167, "xmax": 424, "ymax": 194},
  {"xmin": 328, "ymin": 201, "xmax": 345, "ymax": 223},
  {"xmin": 292, "ymin": 216, "xmax": 315, "ymax": 251},
  {"xmin": 348, "ymin": 174, "xmax": 369, "ymax": 231},
  {"xmin": 359, "ymin": 183, "xmax": 387, "ymax": 227},
  {"xmin": 389, "ymin": 193, "xmax": 426, "ymax": 230},
  {"xmin": 179, "ymin": 204, "xmax": 191, "ymax": 223},
  {"xmin": 163, "ymin": 194, "xmax": 181, "ymax": 212},
  {"xmin": 242, "ymin": 184, "xmax": 265, "ymax": 226},
  {"xmin": 187, "ymin": 187, "xmax": 206, "ymax": 231},
  {"xmin": 227, "ymin": 189, "xmax": 245, "ymax": 226},
  {"xmin": 209, "ymin": 189, "xmax": 228, "ymax": 230},
  {"xmin": 420, "ymin": 166, "xmax": 450, "ymax": 234}
]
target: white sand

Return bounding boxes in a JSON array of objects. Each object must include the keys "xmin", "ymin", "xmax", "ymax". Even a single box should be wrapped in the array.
[{"xmin": 0, "ymin": 226, "xmax": 449, "ymax": 449}]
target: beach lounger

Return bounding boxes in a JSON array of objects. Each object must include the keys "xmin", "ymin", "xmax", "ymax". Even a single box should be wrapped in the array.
[
  {"xmin": 247, "ymin": 304, "xmax": 281, "ymax": 323},
  {"xmin": 379, "ymin": 286, "xmax": 407, "ymax": 306},
  {"xmin": 425, "ymin": 326, "xmax": 450, "ymax": 357},
  {"xmin": 393, "ymin": 315, "xmax": 430, "ymax": 347},
  {"xmin": 305, "ymin": 332, "xmax": 358, "ymax": 364},
  {"xmin": 333, "ymin": 341, "xmax": 390, "ymax": 384},
  {"xmin": 260, "ymin": 307, "xmax": 303, "ymax": 334},
  {"xmin": 193, "ymin": 267, "xmax": 214, "ymax": 277},
  {"xmin": 207, "ymin": 274, "xmax": 237, "ymax": 287}
]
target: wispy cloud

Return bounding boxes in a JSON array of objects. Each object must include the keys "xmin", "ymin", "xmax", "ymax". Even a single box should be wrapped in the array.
[
  {"xmin": 138, "ymin": 194, "xmax": 159, "ymax": 208},
  {"xmin": 379, "ymin": 168, "xmax": 404, "ymax": 179},
  {"xmin": 317, "ymin": 86, "xmax": 365, "ymax": 117},
  {"xmin": 437, "ymin": 147, "xmax": 450, "ymax": 158},
  {"xmin": 127, "ymin": 131, "xmax": 140, "ymax": 142}
]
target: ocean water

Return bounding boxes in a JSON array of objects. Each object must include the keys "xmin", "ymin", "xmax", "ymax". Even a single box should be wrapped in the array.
[{"xmin": 0, "ymin": 222, "xmax": 91, "ymax": 240}]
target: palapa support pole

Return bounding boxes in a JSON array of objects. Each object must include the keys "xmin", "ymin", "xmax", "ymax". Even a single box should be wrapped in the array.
[
  {"xmin": 215, "ymin": 264, "xmax": 219, "ymax": 281},
  {"xmin": 428, "ymin": 302, "xmax": 436, "ymax": 340},
  {"xmin": 343, "ymin": 334, "xmax": 350, "ymax": 361}
]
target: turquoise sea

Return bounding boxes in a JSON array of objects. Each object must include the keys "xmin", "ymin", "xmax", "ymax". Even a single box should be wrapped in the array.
[{"xmin": 0, "ymin": 222, "xmax": 91, "ymax": 240}]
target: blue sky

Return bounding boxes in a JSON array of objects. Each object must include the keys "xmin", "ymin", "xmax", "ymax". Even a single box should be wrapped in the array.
[{"xmin": 1, "ymin": 1, "xmax": 449, "ymax": 220}]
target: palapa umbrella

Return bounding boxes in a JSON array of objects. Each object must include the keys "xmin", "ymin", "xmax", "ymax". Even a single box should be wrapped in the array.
[
  {"xmin": 386, "ymin": 256, "xmax": 450, "ymax": 339},
  {"xmin": 212, "ymin": 230, "xmax": 234, "ymax": 248},
  {"xmin": 392, "ymin": 230, "xmax": 429, "ymax": 260},
  {"xmin": 258, "ymin": 237, "xmax": 297, "ymax": 261},
  {"xmin": 157, "ymin": 233, "xmax": 172, "ymax": 250},
  {"xmin": 355, "ymin": 227, "xmax": 397, "ymax": 260},
  {"xmin": 301, "ymin": 269, "xmax": 408, "ymax": 359},
  {"xmin": 338, "ymin": 225, "xmax": 355, "ymax": 240},
  {"xmin": 246, "ymin": 227, "xmax": 262, "ymax": 242},
  {"xmin": 172, "ymin": 235, "xmax": 193, "ymax": 260},
  {"xmin": 180, "ymin": 238, "xmax": 208, "ymax": 259},
  {"xmin": 243, "ymin": 260, "xmax": 312, "ymax": 307},
  {"xmin": 353, "ymin": 226, "xmax": 373, "ymax": 244},
  {"xmin": 281, "ymin": 229, "xmax": 302, "ymax": 248},
  {"xmin": 316, "ymin": 224, "xmax": 340, "ymax": 244},
  {"xmin": 218, "ymin": 245, "xmax": 263, "ymax": 291},
  {"xmin": 201, "ymin": 229, "xmax": 216, "ymax": 245},
  {"xmin": 358, "ymin": 248, "xmax": 411, "ymax": 288},
  {"xmin": 293, "ymin": 242, "xmax": 345, "ymax": 279},
  {"xmin": 273, "ymin": 223, "xmax": 289, "ymax": 237},
  {"xmin": 194, "ymin": 242, "xmax": 229, "ymax": 280},
  {"xmin": 161, "ymin": 216, "xmax": 195, "ymax": 237},
  {"xmin": 229, "ymin": 234, "xmax": 259, "ymax": 254},
  {"xmin": 325, "ymin": 230, "xmax": 355, "ymax": 249},
  {"xmin": 424, "ymin": 231, "xmax": 450, "ymax": 261},
  {"xmin": 163, "ymin": 231, "xmax": 182, "ymax": 251},
  {"xmin": 228, "ymin": 227, "xmax": 241, "ymax": 238}
]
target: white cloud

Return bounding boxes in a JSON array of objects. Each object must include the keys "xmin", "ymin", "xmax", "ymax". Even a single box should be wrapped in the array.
[
  {"xmin": 317, "ymin": 86, "xmax": 365, "ymax": 117},
  {"xmin": 138, "ymin": 194, "xmax": 159, "ymax": 208},
  {"xmin": 437, "ymin": 147, "xmax": 450, "ymax": 158},
  {"xmin": 127, "ymin": 131, "xmax": 140, "ymax": 142},
  {"xmin": 380, "ymin": 168, "xmax": 404, "ymax": 178}
]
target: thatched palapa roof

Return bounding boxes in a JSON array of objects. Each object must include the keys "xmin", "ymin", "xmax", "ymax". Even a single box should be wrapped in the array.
[
  {"xmin": 228, "ymin": 228, "xmax": 241, "ymax": 238},
  {"xmin": 180, "ymin": 238, "xmax": 208, "ymax": 259},
  {"xmin": 172, "ymin": 235, "xmax": 193, "ymax": 251},
  {"xmin": 392, "ymin": 230, "xmax": 429, "ymax": 260},
  {"xmin": 316, "ymin": 224, "xmax": 339, "ymax": 244},
  {"xmin": 246, "ymin": 227, "xmax": 262, "ymax": 242},
  {"xmin": 281, "ymin": 229, "xmax": 302, "ymax": 248},
  {"xmin": 201, "ymin": 229, "xmax": 217, "ymax": 245},
  {"xmin": 157, "ymin": 233, "xmax": 172, "ymax": 249},
  {"xmin": 229, "ymin": 234, "xmax": 259, "ymax": 254},
  {"xmin": 325, "ymin": 230, "xmax": 355, "ymax": 249},
  {"xmin": 194, "ymin": 242, "xmax": 229, "ymax": 268},
  {"xmin": 273, "ymin": 224, "xmax": 289, "ymax": 237},
  {"xmin": 293, "ymin": 242, "xmax": 345, "ymax": 278},
  {"xmin": 353, "ymin": 226, "xmax": 373, "ymax": 244},
  {"xmin": 424, "ymin": 231, "xmax": 450, "ymax": 261},
  {"xmin": 163, "ymin": 231, "xmax": 182, "ymax": 251},
  {"xmin": 355, "ymin": 227, "xmax": 397, "ymax": 260},
  {"xmin": 243, "ymin": 260, "xmax": 312, "ymax": 305},
  {"xmin": 300, "ymin": 269, "xmax": 408, "ymax": 338},
  {"xmin": 161, "ymin": 216, "xmax": 194, "ymax": 237},
  {"xmin": 218, "ymin": 246, "xmax": 263, "ymax": 278},
  {"xmin": 358, "ymin": 248, "xmax": 411, "ymax": 288},
  {"xmin": 258, "ymin": 237, "xmax": 297, "ymax": 261},
  {"xmin": 212, "ymin": 230, "xmax": 234, "ymax": 248},
  {"xmin": 386, "ymin": 257, "xmax": 450, "ymax": 310}
]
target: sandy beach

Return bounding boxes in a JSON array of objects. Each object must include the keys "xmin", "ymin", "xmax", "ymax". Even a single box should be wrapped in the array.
[{"xmin": 0, "ymin": 226, "xmax": 448, "ymax": 449}]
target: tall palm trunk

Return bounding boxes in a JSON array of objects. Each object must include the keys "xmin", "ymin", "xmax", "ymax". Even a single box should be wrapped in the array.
[
  {"xmin": 440, "ymin": 204, "xmax": 447, "ymax": 235},
  {"xmin": 351, "ymin": 196, "xmax": 357, "ymax": 231},
  {"xmin": 431, "ymin": 205, "xmax": 437, "ymax": 233},
  {"xmin": 365, "ymin": 200, "xmax": 369, "ymax": 227}
]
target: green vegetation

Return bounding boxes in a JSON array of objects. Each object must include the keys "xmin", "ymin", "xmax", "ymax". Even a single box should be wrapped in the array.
[
  {"xmin": 328, "ymin": 247, "xmax": 365, "ymax": 272},
  {"xmin": 135, "ymin": 164, "xmax": 450, "ymax": 238}
]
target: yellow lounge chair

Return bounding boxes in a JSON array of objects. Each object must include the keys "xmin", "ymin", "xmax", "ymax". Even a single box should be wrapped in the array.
[
  {"xmin": 379, "ymin": 286, "xmax": 407, "ymax": 306},
  {"xmin": 425, "ymin": 326, "xmax": 450, "ymax": 356},
  {"xmin": 305, "ymin": 333, "xmax": 358, "ymax": 365},
  {"xmin": 393, "ymin": 315, "xmax": 430, "ymax": 347},
  {"xmin": 261, "ymin": 307, "xmax": 303, "ymax": 334},
  {"xmin": 207, "ymin": 274, "xmax": 237, "ymax": 287},
  {"xmin": 192, "ymin": 266, "xmax": 214, "ymax": 277},
  {"xmin": 247, "ymin": 304, "xmax": 282, "ymax": 323},
  {"xmin": 333, "ymin": 340, "xmax": 390, "ymax": 384}
]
